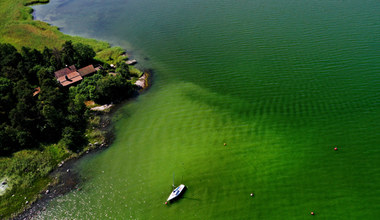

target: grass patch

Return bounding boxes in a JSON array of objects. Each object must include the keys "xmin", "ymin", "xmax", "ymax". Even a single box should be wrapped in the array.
[
  {"xmin": 0, "ymin": 177, "xmax": 50, "ymax": 219},
  {"xmin": 95, "ymin": 47, "xmax": 128, "ymax": 64},
  {"xmin": 85, "ymin": 115, "xmax": 106, "ymax": 145},
  {"xmin": 0, "ymin": 0, "xmax": 124, "ymax": 60},
  {"xmin": 130, "ymin": 66, "xmax": 144, "ymax": 77},
  {"xmin": 0, "ymin": 146, "xmax": 68, "ymax": 218}
]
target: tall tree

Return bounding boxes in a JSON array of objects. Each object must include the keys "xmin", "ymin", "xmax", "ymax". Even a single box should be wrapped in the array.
[
  {"xmin": 116, "ymin": 62, "xmax": 130, "ymax": 78},
  {"xmin": 9, "ymin": 79, "xmax": 38, "ymax": 148},
  {"xmin": 0, "ymin": 77, "xmax": 14, "ymax": 123},
  {"xmin": 61, "ymin": 41, "xmax": 75, "ymax": 67},
  {"xmin": 0, "ymin": 43, "xmax": 21, "ymax": 70},
  {"xmin": 37, "ymin": 77, "xmax": 66, "ymax": 141},
  {"xmin": 51, "ymin": 47, "xmax": 62, "ymax": 69},
  {"xmin": 95, "ymin": 75, "xmax": 134, "ymax": 104},
  {"xmin": 42, "ymin": 47, "xmax": 53, "ymax": 67},
  {"xmin": 73, "ymin": 43, "xmax": 96, "ymax": 67}
]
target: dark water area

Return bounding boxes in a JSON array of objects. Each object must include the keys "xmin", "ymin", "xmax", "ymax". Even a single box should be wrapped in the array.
[{"xmin": 32, "ymin": 0, "xmax": 380, "ymax": 219}]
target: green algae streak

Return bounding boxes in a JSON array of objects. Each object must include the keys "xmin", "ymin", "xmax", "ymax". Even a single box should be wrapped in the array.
[{"xmin": 33, "ymin": 0, "xmax": 380, "ymax": 219}]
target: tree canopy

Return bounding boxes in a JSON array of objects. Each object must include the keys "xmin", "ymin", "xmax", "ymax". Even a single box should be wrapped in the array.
[{"xmin": 0, "ymin": 41, "xmax": 136, "ymax": 156}]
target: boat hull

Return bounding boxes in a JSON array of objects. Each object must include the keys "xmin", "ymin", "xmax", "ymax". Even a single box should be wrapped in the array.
[{"xmin": 167, "ymin": 184, "xmax": 186, "ymax": 202}]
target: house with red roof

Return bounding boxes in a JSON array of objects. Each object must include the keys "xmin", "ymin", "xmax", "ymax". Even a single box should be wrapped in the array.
[{"xmin": 54, "ymin": 64, "xmax": 98, "ymax": 87}]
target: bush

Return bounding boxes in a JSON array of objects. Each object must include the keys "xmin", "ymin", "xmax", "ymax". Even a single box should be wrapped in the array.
[
  {"xmin": 61, "ymin": 127, "xmax": 86, "ymax": 152},
  {"xmin": 95, "ymin": 75, "xmax": 134, "ymax": 104}
]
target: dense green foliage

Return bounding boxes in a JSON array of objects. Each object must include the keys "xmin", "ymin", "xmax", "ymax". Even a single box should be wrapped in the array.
[
  {"xmin": 0, "ymin": 41, "xmax": 136, "ymax": 218},
  {"xmin": 0, "ymin": 41, "xmax": 136, "ymax": 156},
  {"xmin": 70, "ymin": 73, "xmax": 135, "ymax": 104},
  {"xmin": 0, "ymin": 1, "xmax": 138, "ymax": 217}
]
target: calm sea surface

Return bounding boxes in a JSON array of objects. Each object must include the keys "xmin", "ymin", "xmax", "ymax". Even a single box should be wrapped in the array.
[{"xmin": 33, "ymin": 0, "xmax": 380, "ymax": 219}]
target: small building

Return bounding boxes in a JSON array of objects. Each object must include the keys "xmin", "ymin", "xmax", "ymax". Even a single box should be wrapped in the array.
[
  {"xmin": 54, "ymin": 65, "xmax": 81, "ymax": 87},
  {"xmin": 54, "ymin": 64, "xmax": 100, "ymax": 87},
  {"xmin": 54, "ymin": 65, "xmax": 77, "ymax": 79},
  {"xmin": 78, "ymin": 64, "xmax": 97, "ymax": 77},
  {"xmin": 57, "ymin": 71, "xmax": 83, "ymax": 87}
]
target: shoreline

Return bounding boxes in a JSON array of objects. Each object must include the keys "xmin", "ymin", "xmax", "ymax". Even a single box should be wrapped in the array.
[
  {"xmin": 0, "ymin": 1, "xmax": 152, "ymax": 218},
  {"xmin": 13, "ymin": 72, "xmax": 152, "ymax": 219},
  {"xmin": 13, "ymin": 110, "xmax": 113, "ymax": 220}
]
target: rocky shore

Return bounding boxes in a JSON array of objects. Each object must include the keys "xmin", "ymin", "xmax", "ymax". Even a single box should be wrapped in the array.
[{"xmin": 13, "ymin": 110, "xmax": 115, "ymax": 220}]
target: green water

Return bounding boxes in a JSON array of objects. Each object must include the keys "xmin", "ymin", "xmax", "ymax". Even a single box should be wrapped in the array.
[{"xmin": 32, "ymin": 0, "xmax": 380, "ymax": 219}]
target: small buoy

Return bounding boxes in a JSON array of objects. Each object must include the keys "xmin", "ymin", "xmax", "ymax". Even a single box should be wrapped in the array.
[
  {"xmin": 334, "ymin": 147, "xmax": 338, "ymax": 151},
  {"xmin": 224, "ymin": 143, "xmax": 227, "ymax": 146},
  {"xmin": 311, "ymin": 211, "xmax": 314, "ymax": 215},
  {"xmin": 250, "ymin": 193, "xmax": 254, "ymax": 197}
]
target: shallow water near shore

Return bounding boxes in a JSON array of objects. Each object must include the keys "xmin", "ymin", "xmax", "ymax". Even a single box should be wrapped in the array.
[{"xmin": 32, "ymin": 0, "xmax": 380, "ymax": 219}]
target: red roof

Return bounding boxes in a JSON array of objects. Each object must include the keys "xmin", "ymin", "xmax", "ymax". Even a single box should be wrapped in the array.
[
  {"xmin": 57, "ymin": 71, "xmax": 83, "ymax": 87},
  {"xmin": 78, "ymin": 65, "xmax": 96, "ymax": 77},
  {"xmin": 54, "ymin": 65, "xmax": 77, "ymax": 78},
  {"xmin": 55, "ymin": 68, "xmax": 72, "ymax": 78}
]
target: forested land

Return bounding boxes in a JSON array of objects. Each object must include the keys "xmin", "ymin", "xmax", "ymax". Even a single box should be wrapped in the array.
[
  {"xmin": 0, "ymin": 41, "xmax": 136, "ymax": 156},
  {"xmin": 0, "ymin": 40, "xmax": 138, "ymax": 217}
]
